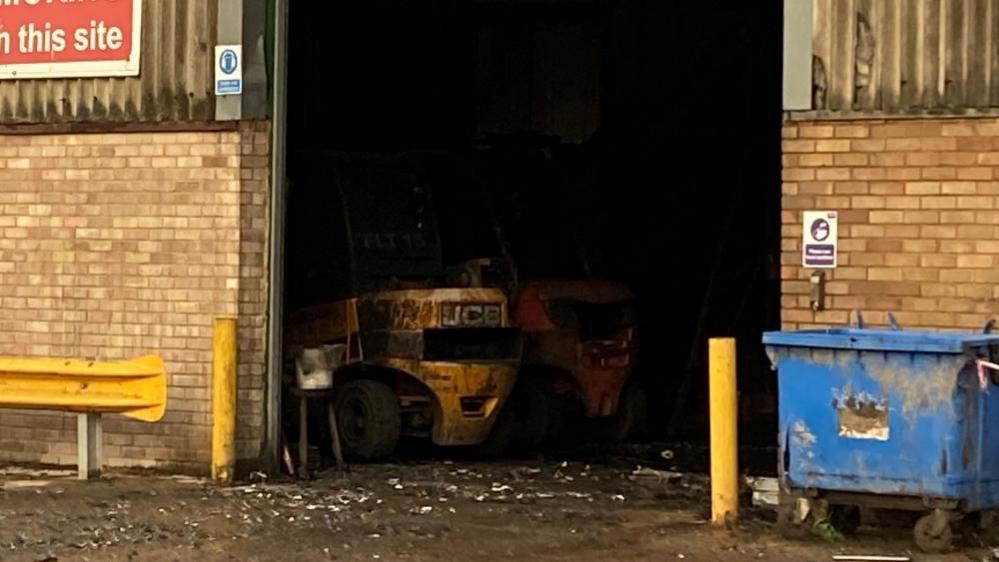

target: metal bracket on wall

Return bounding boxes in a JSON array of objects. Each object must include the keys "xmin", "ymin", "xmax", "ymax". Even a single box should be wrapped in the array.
[{"xmin": 216, "ymin": 0, "xmax": 244, "ymax": 121}]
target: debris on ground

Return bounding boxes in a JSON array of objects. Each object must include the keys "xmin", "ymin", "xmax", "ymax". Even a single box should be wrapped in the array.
[
  {"xmin": 833, "ymin": 554, "xmax": 912, "ymax": 562},
  {"xmin": 630, "ymin": 466, "xmax": 683, "ymax": 484},
  {"xmin": 744, "ymin": 476, "xmax": 779, "ymax": 508},
  {"xmin": 0, "ymin": 448, "xmax": 990, "ymax": 561},
  {"xmin": 810, "ymin": 519, "xmax": 844, "ymax": 543}
]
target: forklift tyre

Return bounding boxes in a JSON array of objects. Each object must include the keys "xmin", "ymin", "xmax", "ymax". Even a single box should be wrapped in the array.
[
  {"xmin": 598, "ymin": 381, "xmax": 647, "ymax": 443},
  {"xmin": 335, "ymin": 379, "xmax": 401, "ymax": 461},
  {"xmin": 474, "ymin": 403, "xmax": 516, "ymax": 458},
  {"xmin": 509, "ymin": 376, "xmax": 560, "ymax": 452}
]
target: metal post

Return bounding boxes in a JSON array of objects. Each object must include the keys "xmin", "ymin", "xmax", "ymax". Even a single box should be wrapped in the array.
[
  {"xmin": 212, "ymin": 318, "xmax": 238, "ymax": 485},
  {"xmin": 77, "ymin": 412, "xmax": 103, "ymax": 480},
  {"xmin": 298, "ymin": 394, "xmax": 309, "ymax": 479},
  {"xmin": 709, "ymin": 337, "xmax": 738, "ymax": 524},
  {"xmin": 265, "ymin": 0, "xmax": 290, "ymax": 473}
]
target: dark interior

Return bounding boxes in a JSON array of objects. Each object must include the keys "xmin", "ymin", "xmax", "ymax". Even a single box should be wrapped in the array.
[{"xmin": 284, "ymin": 0, "xmax": 783, "ymax": 444}]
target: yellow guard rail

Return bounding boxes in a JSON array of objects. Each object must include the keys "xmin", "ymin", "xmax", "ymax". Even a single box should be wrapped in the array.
[{"xmin": 0, "ymin": 355, "xmax": 167, "ymax": 479}]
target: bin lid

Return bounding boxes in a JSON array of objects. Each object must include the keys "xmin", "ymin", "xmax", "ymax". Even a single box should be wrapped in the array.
[{"xmin": 762, "ymin": 328, "xmax": 999, "ymax": 354}]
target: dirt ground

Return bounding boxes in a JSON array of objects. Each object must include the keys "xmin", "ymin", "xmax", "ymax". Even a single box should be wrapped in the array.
[{"xmin": 0, "ymin": 446, "xmax": 995, "ymax": 562}]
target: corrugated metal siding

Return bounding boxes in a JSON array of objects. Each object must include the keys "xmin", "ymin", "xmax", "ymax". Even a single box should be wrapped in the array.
[
  {"xmin": 812, "ymin": 0, "xmax": 999, "ymax": 114},
  {"xmin": 0, "ymin": 0, "xmax": 216, "ymax": 124}
]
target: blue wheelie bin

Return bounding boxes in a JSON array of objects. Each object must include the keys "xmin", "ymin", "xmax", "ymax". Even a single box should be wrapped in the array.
[{"xmin": 763, "ymin": 327, "xmax": 999, "ymax": 552}]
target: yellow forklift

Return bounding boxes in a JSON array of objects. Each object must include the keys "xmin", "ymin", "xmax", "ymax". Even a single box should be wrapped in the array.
[{"xmin": 283, "ymin": 153, "xmax": 520, "ymax": 460}]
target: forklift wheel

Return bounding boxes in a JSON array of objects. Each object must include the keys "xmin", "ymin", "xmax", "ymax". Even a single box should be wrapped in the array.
[
  {"xmin": 474, "ymin": 404, "xmax": 516, "ymax": 458},
  {"xmin": 335, "ymin": 379, "xmax": 401, "ymax": 461},
  {"xmin": 598, "ymin": 382, "xmax": 647, "ymax": 443},
  {"xmin": 510, "ymin": 377, "xmax": 560, "ymax": 452}
]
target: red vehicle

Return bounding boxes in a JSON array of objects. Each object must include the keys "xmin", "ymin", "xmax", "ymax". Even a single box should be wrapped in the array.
[
  {"xmin": 512, "ymin": 279, "xmax": 643, "ymax": 444},
  {"xmin": 430, "ymin": 139, "xmax": 646, "ymax": 451}
]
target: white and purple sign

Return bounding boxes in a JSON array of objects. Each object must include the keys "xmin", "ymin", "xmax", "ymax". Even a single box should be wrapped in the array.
[{"xmin": 802, "ymin": 210, "xmax": 838, "ymax": 268}]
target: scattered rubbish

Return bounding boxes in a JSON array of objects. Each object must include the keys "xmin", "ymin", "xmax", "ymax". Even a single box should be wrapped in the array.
[
  {"xmin": 745, "ymin": 476, "xmax": 779, "ymax": 508},
  {"xmin": 3, "ymin": 481, "xmax": 52, "ymax": 490},
  {"xmin": 630, "ymin": 467, "xmax": 682, "ymax": 483},
  {"xmin": 810, "ymin": 519, "xmax": 844, "ymax": 543},
  {"xmin": 832, "ymin": 557, "xmax": 910, "ymax": 562},
  {"xmin": 509, "ymin": 467, "xmax": 542, "ymax": 480},
  {"xmin": 491, "ymin": 483, "xmax": 513, "ymax": 493},
  {"xmin": 611, "ymin": 495, "xmax": 625, "ymax": 502}
]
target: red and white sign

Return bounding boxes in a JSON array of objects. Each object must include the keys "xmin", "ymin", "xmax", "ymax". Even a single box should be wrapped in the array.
[{"xmin": 0, "ymin": 0, "xmax": 141, "ymax": 79}]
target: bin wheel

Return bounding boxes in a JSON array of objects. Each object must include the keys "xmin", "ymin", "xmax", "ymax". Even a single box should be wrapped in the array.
[
  {"xmin": 914, "ymin": 512, "xmax": 953, "ymax": 553},
  {"xmin": 829, "ymin": 505, "xmax": 861, "ymax": 535},
  {"xmin": 777, "ymin": 503, "xmax": 810, "ymax": 539}
]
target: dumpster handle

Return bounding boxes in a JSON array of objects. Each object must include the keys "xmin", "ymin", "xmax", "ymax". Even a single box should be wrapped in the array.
[
  {"xmin": 974, "ymin": 358, "xmax": 999, "ymax": 391},
  {"xmin": 886, "ymin": 313, "xmax": 900, "ymax": 331},
  {"xmin": 852, "ymin": 309, "xmax": 901, "ymax": 330}
]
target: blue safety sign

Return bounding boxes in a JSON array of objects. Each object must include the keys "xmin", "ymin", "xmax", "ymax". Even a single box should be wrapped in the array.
[{"xmin": 215, "ymin": 45, "xmax": 243, "ymax": 96}]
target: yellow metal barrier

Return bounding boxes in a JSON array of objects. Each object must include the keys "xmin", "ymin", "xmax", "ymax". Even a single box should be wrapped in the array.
[
  {"xmin": 212, "ymin": 318, "xmax": 237, "ymax": 485},
  {"xmin": 709, "ymin": 337, "xmax": 738, "ymax": 525},
  {"xmin": 0, "ymin": 354, "xmax": 167, "ymax": 479}
]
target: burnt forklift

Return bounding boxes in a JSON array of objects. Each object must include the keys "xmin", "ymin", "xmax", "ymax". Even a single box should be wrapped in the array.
[
  {"xmin": 283, "ymin": 153, "xmax": 521, "ymax": 461},
  {"xmin": 436, "ymin": 139, "xmax": 645, "ymax": 452}
]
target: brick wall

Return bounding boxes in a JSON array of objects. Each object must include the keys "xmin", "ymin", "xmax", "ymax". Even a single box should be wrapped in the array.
[
  {"xmin": 0, "ymin": 122, "xmax": 270, "ymax": 473},
  {"xmin": 782, "ymin": 118, "xmax": 999, "ymax": 332},
  {"xmin": 237, "ymin": 122, "xmax": 269, "ymax": 461}
]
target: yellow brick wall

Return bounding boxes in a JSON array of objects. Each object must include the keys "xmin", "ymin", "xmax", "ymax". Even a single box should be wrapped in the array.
[
  {"xmin": 0, "ymin": 122, "xmax": 270, "ymax": 473},
  {"xmin": 782, "ymin": 118, "xmax": 999, "ymax": 332}
]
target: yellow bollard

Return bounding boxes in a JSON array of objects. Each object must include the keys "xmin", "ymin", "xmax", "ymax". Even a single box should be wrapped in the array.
[
  {"xmin": 212, "ymin": 317, "xmax": 237, "ymax": 485},
  {"xmin": 709, "ymin": 337, "xmax": 738, "ymax": 525}
]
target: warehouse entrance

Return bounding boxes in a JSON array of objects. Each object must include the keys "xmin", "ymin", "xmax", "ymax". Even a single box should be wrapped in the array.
[{"xmin": 276, "ymin": 0, "xmax": 782, "ymax": 467}]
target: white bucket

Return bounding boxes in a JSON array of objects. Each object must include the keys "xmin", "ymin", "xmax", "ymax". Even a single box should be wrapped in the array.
[{"xmin": 294, "ymin": 344, "xmax": 347, "ymax": 390}]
